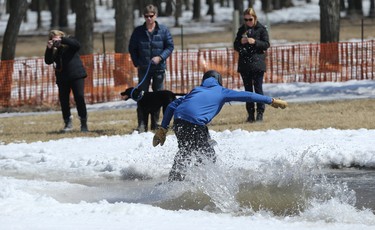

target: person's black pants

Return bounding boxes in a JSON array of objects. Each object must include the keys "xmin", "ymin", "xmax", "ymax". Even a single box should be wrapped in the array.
[
  {"xmin": 168, "ymin": 119, "xmax": 216, "ymax": 181},
  {"xmin": 240, "ymin": 71, "xmax": 265, "ymax": 113},
  {"xmin": 57, "ymin": 78, "xmax": 87, "ymax": 121}
]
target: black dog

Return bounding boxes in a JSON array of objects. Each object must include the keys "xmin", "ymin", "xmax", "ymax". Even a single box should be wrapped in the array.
[{"xmin": 121, "ymin": 87, "xmax": 184, "ymax": 132}]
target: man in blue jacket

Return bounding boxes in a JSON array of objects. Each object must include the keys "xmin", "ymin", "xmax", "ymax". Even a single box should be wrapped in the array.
[
  {"xmin": 129, "ymin": 4, "xmax": 174, "ymax": 132},
  {"xmin": 153, "ymin": 70, "xmax": 288, "ymax": 181}
]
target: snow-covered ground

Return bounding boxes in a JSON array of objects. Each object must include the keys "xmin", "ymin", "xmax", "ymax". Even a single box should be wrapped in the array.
[{"xmin": 1, "ymin": 1, "xmax": 375, "ymax": 229}]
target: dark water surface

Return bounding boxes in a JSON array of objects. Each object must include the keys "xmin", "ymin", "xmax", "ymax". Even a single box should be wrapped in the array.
[{"xmin": 325, "ymin": 168, "xmax": 375, "ymax": 212}]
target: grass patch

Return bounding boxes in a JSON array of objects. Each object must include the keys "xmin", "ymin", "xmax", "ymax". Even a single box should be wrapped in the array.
[{"xmin": 1, "ymin": 99, "xmax": 374, "ymax": 144}]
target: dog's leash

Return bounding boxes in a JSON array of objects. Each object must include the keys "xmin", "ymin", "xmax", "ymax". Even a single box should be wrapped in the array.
[{"xmin": 130, "ymin": 61, "xmax": 154, "ymax": 101}]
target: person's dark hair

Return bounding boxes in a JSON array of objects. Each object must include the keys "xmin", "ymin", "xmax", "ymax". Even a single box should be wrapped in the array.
[
  {"xmin": 202, "ymin": 70, "xmax": 223, "ymax": 86},
  {"xmin": 143, "ymin": 4, "xmax": 158, "ymax": 15}
]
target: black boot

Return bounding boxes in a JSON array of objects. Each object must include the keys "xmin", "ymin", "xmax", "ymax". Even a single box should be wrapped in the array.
[
  {"xmin": 247, "ymin": 109, "xmax": 255, "ymax": 123},
  {"xmin": 256, "ymin": 112, "xmax": 263, "ymax": 122},
  {"xmin": 63, "ymin": 116, "xmax": 73, "ymax": 132},
  {"xmin": 80, "ymin": 117, "xmax": 89, "ymax": 132},
  {"xmin": 136, "ymin": 107, "xmax": 147, "ymax": 133},
  {"xmin": 150, "ymin": 108, "xmax": 161, "ymax": 130}
]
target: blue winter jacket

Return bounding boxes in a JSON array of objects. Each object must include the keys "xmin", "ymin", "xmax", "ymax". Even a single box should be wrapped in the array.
[
  {"xmin": 128, "ymin": 21, "xmax": 174, "ymax": 73},
  {"xmin": 161, "ymin": 78, "xmax": 273, "ymax": 128}
]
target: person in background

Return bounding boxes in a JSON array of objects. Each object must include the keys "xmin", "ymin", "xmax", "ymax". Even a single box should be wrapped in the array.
[
  {"xmin": 152, "ymin": 70, "xmax": 287, "ymax": 182},
  {"xmin": 128, "ymin": 4, "xmax": 174, "ymax": 132},
  {"xmin": 44, "ymin": 30, "xmax": 88, "ymax": 132},
  {"xmin": 234, "ymin": 8, "xmax": 270, "ymax": 123}
]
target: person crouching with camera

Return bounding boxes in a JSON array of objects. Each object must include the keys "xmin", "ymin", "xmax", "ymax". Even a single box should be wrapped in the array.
[{"xmin": 44, "ymin": 30, "xmax": 89, "ymax": 132}]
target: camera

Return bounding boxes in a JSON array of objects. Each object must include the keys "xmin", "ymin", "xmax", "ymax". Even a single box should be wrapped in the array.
[
  {"xmin": 52, "ymin": 40, "xmax": 61, "ymax": 48},
  {"xmin": 246, "ymin": 29, "xmax": 254, "ymax": 38}
]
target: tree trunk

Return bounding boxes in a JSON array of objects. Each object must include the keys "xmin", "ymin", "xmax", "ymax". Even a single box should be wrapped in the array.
[
  {"xmin": 347, "ymin": 0, "xmax": 363, "ymax": 19},
  {"xmin": 281, "ymin": 0, "xmax": 293, "ymax": 7},
  {"xmin": 319, "ymin": 0, "xmax": 340, "ymax": 73},
  {"xmin": 369, "ymin": 0, "xmax": 375, "ymax": 18},
  {"xmin": 1, "ymin": 0, "xmax": 28, "ymax": 60},
  {"xmin": 59, "ymin": 0, "xmax": 69, "ymax": 28},
  {"xmin": 233, "ymin": 0, "xmax": 244, "ymax": 24},
  {"xmin": 262, "ymin": 0, "xmax": 273, "ymax": 12},
  {"xmin": 37, "ymin": 0, "xmax": 42, "ymax": 29},
  {"xmin": 184, "ymin": 0, "xmax": 190, "ymax": 10},
  {"xmin": 247, "ymin": 0, "xmax": 255, "ymax": 8},
  {"xmin": 75, "ymin": 0, "xmax": 95, "ymax": 55},
  {"xmin": 113, "ymin": 0, "xmax": 134, "ymax": 86},
  {"xmin": 0, "ymin": 0, "xmax": 29, "ymax": 107},
  {"xmin": 175, "ymin": 0, "xmax": 182, "ymax": 27},
  {"xmin": 192, "ymin": 0, "xmax": 201, "ymax": 21},
  {"xmin": 320, "ymin": 0, "xmax": 340, "ymax": 43},
  {"xmin": 114, "ymin": 0, "xmax": 133, "ymax": 53},
  {"xmin": 165, "ymin": 0, "xmax": 173, "ymax": 16},
  {"xmin": 340, "ymin": 0, "xmax": 346, "ymax": 12},
  {"xmin": 47, "ymin": 0, "xmax": 59, "ymax": 28}
]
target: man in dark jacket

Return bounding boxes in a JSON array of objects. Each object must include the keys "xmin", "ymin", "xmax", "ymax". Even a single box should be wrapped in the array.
[
  {"xmin": 44, "ymin": 30, "xmax": 88, "ymax": 132},
  {"xmin": 234, "ymin": 8, "xmax": 270, "ymax": 123},
  {"xmin": 152, "ymin": 70, "xmax": 287, "ymax": 182},
  {"xmin": 129, "ymin": 4, "xmax": 174, "ymax": 132}
]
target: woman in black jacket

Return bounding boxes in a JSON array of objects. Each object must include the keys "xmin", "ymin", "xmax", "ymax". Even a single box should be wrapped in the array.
[
  {"xmin": 234, "ymin": 8, "xmax": 270, "ymax": 123},
  {"xmin": 44, "ymin": 30, "xmax": 88, "ymax": 132}
]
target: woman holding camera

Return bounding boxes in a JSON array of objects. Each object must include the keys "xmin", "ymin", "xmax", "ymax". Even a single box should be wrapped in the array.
[
  {"xmin": 234, "ymin": 8, "xmax": 270, "ymax": 123},
  {"xmin": 44, "ymin": 30, "xmax": 88, "ymax": 132}
]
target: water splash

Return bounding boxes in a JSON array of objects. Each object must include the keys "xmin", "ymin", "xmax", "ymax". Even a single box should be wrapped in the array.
[{"xmin": 151, "ymin": 146, "xmax": 360, "ymax": 218}]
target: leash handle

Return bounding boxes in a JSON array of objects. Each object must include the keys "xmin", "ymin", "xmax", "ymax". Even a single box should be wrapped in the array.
[{"xmin": 131, "ymin": 60, "xmax": 154, "ymax": 101}]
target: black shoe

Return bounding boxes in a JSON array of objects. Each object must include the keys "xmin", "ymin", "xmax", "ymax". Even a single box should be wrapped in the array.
[
  {"xmin": 62, "ymin": 116, "xmax": 73, "ymax": 132},
  {"xmin": 256, "ymin": 112, "xmax": 263, "ymax": 122},
  {"xmin": 136, "ymin": 125, "xmax": 146, "ymax": 133},
  {"xmin": 80, "ymin": 117, "xmax": 89, "ymax": 132},
  {"xmin": 247, "ymin": 113, "xmax": 255, "ymax": 123}
]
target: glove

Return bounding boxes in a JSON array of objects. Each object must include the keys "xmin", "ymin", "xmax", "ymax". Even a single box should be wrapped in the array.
[
  {"xmin": 152, "ymin": 127, "xmax": 168, "ymax": 147},
  {"xmin": 271, "ymin": 98, "xmax": 288, "ymax": 109}
]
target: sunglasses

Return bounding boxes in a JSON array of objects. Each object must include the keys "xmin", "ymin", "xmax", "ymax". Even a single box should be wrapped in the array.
[
  {"xmin": 244, "ymin": 18, "xmax": 254, "ymax": 22},
  {"xmin": 144, "ymin": 14, "xmax": 155, "ymax": 18}
]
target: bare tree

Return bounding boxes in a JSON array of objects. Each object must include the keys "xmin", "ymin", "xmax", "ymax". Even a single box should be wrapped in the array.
[
  {"xmin": 59, "ymin": 0, "xmax": 69, "ymax": 28},
  {"xmin": 347, "ymin": 0, "xmax": 363, "ymax": 18},
  {"xmin": 192, "ymin": 0, "xmax": 201, "ymax": 21},
  {"xmin": 1, "ymin": 0, "xmax": 28, "ymax": 60},
  {"xmin": 114, "ymin": 0, "xmax": 133, "ymax": 53},
  {"xmin": 261, "ymin": 0, "xmax": 273, "ymax": 12},
  {"xmin": 0, "ymin": 0, "xmax": 29, "ymax": 107},
  {"xmin": 281, "ymin": 0, "xmax": 293, "ymax": 7},
  {"xmin": 75, "ymin": 0, "xmax": 95, "ymax": 55},
  {"xmin": 206, "ymin": 0, "xmax": 215, "ymax": 22},
  {"xmin": 369, "ymin": 0, "xmax": 375, "ymax": 18},
  {"xmin": 184, "ymin": 0, "xmax": 191, "ymax": 10},
  {"xmin": 175, "ymin": 0, "xmax": 183, "ymax": 27},
  {"xmin": 30, "ymin": 0, "xmax": 45, "ymax": 29},
  {"xmin": 165, "ymin": 0, "xmax": 173, "ymax": 16},
  {"xmin": 46, "ymin": 0, "xmax": 59, "ymax": 28},
  {"xmin": 319, "ymin": 0, "xmax": 340, "ymax": 73},
  {"xmin": 234, "ymin": 0, "xmax": 244, "ymax": 24},
  {"xmin": 320, "ymin": 0, "xmax": 340, "ymax": 43}
]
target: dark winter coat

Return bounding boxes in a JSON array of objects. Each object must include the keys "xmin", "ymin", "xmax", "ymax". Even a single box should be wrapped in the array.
[
  {"xmin": 44, "ymin": 37, "xmax": 87, "ymax": 84},
  {"xmin": 128, "ymin": 21, "xmax": 174, "ymax": 73},
  {"xmin": 233, "ymin": 22, "xmax": 270, "ymax": 73}
]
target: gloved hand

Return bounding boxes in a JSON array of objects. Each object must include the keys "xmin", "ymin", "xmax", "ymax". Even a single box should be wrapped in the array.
[
  {"xmin": 271, "ymin": 98, "xmax": 288, "ymax": 109},
  {"xmin": 153, "ymin": 127, "xmax": 168, "ymax": 147}
]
